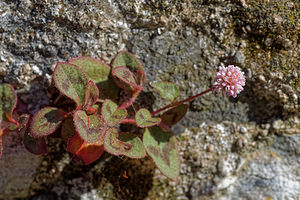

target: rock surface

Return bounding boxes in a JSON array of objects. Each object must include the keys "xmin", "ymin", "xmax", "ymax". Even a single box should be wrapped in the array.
[
  {"xmin": 0, "ymin": 131, "xmax": 42, "ymax": 199},
  {"xmin": 0, "ymin": 0, "xmax": 299, "ymax": 199},
  {"xmin": 145, "ymin": 122, "xmax": 300, "ymax": 200}
]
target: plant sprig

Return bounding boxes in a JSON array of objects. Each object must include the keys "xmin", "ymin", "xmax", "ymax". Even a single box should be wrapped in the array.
[{"xmin": 0, "ymin": 52, "xmax": 245, "ymax": 182}]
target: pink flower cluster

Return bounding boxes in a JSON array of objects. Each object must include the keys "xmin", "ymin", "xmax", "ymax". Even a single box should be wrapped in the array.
[{"xmin": 214, "ymin": 65, "xmax": 246, "ymax": 98}]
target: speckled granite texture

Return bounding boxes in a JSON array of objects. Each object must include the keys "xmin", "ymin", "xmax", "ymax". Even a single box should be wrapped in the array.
[{"xmin": 0, "ymin": 0, "xmax": 299, "ymax": 199}]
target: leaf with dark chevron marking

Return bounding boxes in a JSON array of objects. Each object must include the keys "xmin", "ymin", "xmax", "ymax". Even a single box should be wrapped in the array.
[
  {"xmin": 53, "ymin": 62, "xmax": 89, "ymax": 108},
  {"xmin": 143, "ymin": 127, "xmax": 179, "ymax": 181},
  {"xmin": 30, "ymin": 107, "xmax": 64, "ymax": 138},
  {"xmin": 73, "ymin": 110, "xmax": 106, "ymax": 143},
  {"xmin": 136, "ymin": 108, "xmax": 161, "ymax": 128},
  {"xmin": 101, "ymin": 100, "xmax": 127, "ymax": 127}
]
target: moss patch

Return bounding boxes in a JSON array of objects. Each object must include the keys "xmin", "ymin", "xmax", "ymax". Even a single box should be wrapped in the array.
[{"xmin": 233, "ymin": 0, "xmax": 300, "ymax": 90}]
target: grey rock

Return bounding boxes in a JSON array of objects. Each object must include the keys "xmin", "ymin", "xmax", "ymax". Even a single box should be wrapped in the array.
[
  {"xmin": 214, "ymin": 135, "xmax": 300, "ymax": 200},
  {"xmin": 0, "ymin": 132, "xmax": 42, "ymax": 199},
  {"xmin": 0, "ymin": 0, "xmax": 299, "ymax": 199}
]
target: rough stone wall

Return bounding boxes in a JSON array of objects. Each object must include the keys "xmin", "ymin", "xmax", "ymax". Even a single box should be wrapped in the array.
[{"xmin": 0, "ymin": 0, "xmax": 299, "ymax": 199}]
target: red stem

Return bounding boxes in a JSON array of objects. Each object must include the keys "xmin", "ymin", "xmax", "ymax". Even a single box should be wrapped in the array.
[
  {"xmin": 53, "ymin": 94, "xmax": 64, "ymax": 105},
  {"xmin": 151, "ymin": 87, "xmax": 214, "ymax": 116},
  {"xmin": 121, "ymin": 118, "xmax": 136, "ymax": 125},
  {"xmin": 120, "ymin": 89, "xmax": 142, "ymax": 109},
  {"xmin": 5, "ymin": 113, "xmax": 19, "ymax": 127},
  {"xmin": 120, "ymin": 97, "xmax": 136, "ymax": 109}
]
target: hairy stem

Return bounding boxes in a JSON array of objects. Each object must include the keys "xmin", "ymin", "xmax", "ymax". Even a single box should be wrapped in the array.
[
  {"xmin": 5, "ymin": 113, "xmax": 19, "ymax": 127},
  {"xmin": 120, "ymin": 89, "xmax": 142, "ymax": 109},
  {"xmin": 121, "ymin": 118, "xmax": 136, "ymax": 125},
  {"xmin": 151, "ymin": 87, "xmax": 214, "ymax": 116}
]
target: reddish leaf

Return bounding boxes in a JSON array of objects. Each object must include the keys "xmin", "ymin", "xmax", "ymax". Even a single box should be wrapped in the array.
[
  {"xmin": 30, "ymin": 107, "xmax": 65, "ymax": 138},
  {"xmin": 14, "ymin": 98, "xmax": 28, "ymax": 115},
  {"xmin": 61, "ymin": 118, "xmax": 76, "ymax": 143},
  {"xmin": 23, "ymin": 132, "xmax": 47, "ymax": 155},
  {"xmin": 73, "ymin": 110, "xmax": 106, "ymax": 143},
  {"xmin": 67, "ymin": 133, "xmax": 104, "ymax": 165},
  {"xmin": 160, "ymin": 104, "xmax": 188, "ymax": 130},
  {"xmin": 67, "ymin": 132, "xmax": 83, "ymax": 154}
]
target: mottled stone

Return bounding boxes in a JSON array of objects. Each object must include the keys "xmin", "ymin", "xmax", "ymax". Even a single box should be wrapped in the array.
[
  {"xmin": 0, "ymin": 132, "xmax": 42, "ymax": 199},
  {"xmin": 213, "ymin": 135, "xmax": 300, "ymax": 200},
  {"xmin": 146, "ymin": 122, "xmax": 300, "ymax": 200},
  {"xmin": 0, "ymin": 0, "xmax": 299, "ymax": 199}
]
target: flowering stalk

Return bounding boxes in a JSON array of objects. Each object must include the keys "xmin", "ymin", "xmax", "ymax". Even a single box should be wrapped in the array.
[
  {"xmin": 121, "ymin": 88, "xmax": 215, "ymax": 124},
  {"xmin": 151, "ymin": 65, "xmax": 245, "ymax": 116},
  {"xmin": 151, "ymin": 87, "xmax": 214, "ymax": 116}
]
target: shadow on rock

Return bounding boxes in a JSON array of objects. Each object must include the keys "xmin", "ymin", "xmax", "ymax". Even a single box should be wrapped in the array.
[
  {"xmin": 102, "ymin": 156, "xmax": 155, "ymax": 200},
  {"xmin": 237, "ymin": 80, "xmax": 284, "ymax": 124}
]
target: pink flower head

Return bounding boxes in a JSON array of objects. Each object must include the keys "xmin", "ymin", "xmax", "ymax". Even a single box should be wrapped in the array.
[{"xmin": 214, "ymin": 65, "xmax": 245, "ymax": 98}]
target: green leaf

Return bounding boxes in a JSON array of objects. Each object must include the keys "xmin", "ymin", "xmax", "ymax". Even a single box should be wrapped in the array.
[
  {"xmin": 136, "ymin": 108, "xmax": 161, "ymax": 128},
  {"xmin": 23, "ymin": 132, "xmax": 47, "ymax": 155},
  {"xmin": 61, "ymin": 118, "xmax": 76, "ymax": 143},
  {"xmin": 30, "ymin": 107, "xmax": 64, "ymax": 138},
  {"xmin": 83, "ymin": 80, "xmax": 99, "ymax": 110},
  {"xmin": 73, "ymin": 110, "xmax": 106, "ymax": 143},
  {"xmin": 92, "ymin": 103, "xmax": 101, "ymax": 115},
  {"xmin": 151, "ymin": 82, "xmax": 179, "ymax": 101},
  {"xmin": 111, "ymin": 51, "xmax": 146, "ymax": 86},
  {"xmin": 104, "ymin": 128, "xmax": 131, "ymax": 155},
  {"xmin": 53, "ymin": 62, "xmax": 89, "ymax": 108},
  {"xmin": 69, "ymin": 56, "xmax": 120, "ymax": 100},
  {"xmin": 112, "ymin": 66, "xmax": 143, "ymax": 90},
  {"xmin": 161, "ymin": 104, "xmax": 188, "ymax": 127},
  {"xmin": 69, "ymin": 57, "xmax": 110, "ymax": 83},
  {"xmin": 118, "ymin": 132, "xmax": 146, "ymax": 159},
  {"xmin": 7, "ymin": 123, "xmax": 18, "ymax": 131},
  {"xmin": 143, "ymin": 127, "xmax": 180, "ymax": 181},
  {"xmin": 111, "ymin": 51, "xmax": 144, "ymax": 73},
  {"xmin": 101, "ymin": 99, "xmax": 127, "ymax": 127},
  {"xmin": 0, "ymin": 84, "xmax": 17, "ymax": 121}
]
